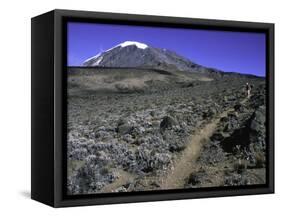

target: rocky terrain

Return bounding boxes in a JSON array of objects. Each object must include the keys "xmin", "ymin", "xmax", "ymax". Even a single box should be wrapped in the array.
[{"xmin": 66, "ymin": 41, "xmax": 266, "ymax": 195}]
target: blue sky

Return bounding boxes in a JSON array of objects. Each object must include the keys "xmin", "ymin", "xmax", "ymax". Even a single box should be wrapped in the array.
[{"xmin": 67, "ymin": 22, "xmax": 266, "ymax": 76}]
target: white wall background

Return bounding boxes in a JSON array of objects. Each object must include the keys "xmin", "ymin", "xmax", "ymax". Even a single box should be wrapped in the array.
[{"xmin": 0, "ymin": 0, "xmax": 279, "ymax": 215}]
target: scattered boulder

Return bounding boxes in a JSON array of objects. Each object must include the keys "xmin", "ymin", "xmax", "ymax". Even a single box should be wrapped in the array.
[
  {"xmin": 160, "ymin": 116, "xmax": 176, "ymax": 131},
  {"xmin": 255, "ymin": 108, "xmax": 265, "ymax": 123},
  {"xmin": 233, "ymin": 159, "xmax": 248, "ymax": 174},
  {"xmin": 228, "ymin": 112, "xmax": 238, "ymax": 119},
  {"xmin": 116, "ymin": 119, "xmax": 134, "ymax": 135},
  {"xmin": 168, "ymin": 142, "xmax": 186, "ymax": 152},
  {"xmin": 250, "ymin": 106, "xmax": 265, "ymax": 133},
  {"xmin": 234, "ymin": 103, "xmax": 243, "ymax": 112},
  {"xmin": 220, "ymin": 126, "xmax": 250, "ymax": 153},
  {"xmin": 220, "ymin": 116, "xmax": 228, "ymax": 122},
  {"xmin": 150, "ymin": 110, "xmax": 156, "ymax": 117},
  {"xmin": 202, "ymin": 107, "xmax": 216, "ymax": 119},
  {"xmin": 186, "ymin": 170, "xmax": 208, "ymax": 185},
  {"xmin": 250, "ymin": 120, "xmax": 260, "ymax": 132},
  {"xmin": 211, "ymin": 132, "xmax": 225, "ymax": 141}
]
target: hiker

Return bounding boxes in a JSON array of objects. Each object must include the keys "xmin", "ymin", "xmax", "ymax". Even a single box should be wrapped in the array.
[{"xmin": 245, "ymin": 82, "xmax": 251, "ymax": 98}]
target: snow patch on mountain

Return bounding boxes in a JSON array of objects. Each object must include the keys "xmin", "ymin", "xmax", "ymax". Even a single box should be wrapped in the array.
[
  {"xmin": 102, "ymin": 41, "xmax": 148, "ymax": 53},
  {"xmin": 91, "ymin": 56, "xmax": 103, "ymax": 66},
  {"xmin": 84, "ymin": 53, "xmax": 102, "ymax": 63},
  {"xmin": 119, "ymin": 41, "xmax": 148, "ymax": 49}
]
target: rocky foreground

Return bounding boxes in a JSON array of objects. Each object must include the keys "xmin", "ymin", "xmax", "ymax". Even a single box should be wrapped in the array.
[{"xmin": 67, "ymin": 68, "xmax": 266, "ymax": 195}]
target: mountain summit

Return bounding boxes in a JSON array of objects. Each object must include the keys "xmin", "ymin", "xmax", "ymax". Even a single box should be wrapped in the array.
[{"xmin": 82, "ymin": 41, "xmax": 207, "ymax": 72}]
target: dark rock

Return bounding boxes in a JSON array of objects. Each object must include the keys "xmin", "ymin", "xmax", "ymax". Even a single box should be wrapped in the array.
[
  {"xmin": 228, "ymin": 112, "xmax": 238, "ymax": 119},
  {"xmin": 117, "ymin": 118, "xmax": 127, "ymax": 126},
  {"xmin": 180, "ymin": 82, "xmax": 195, "ymax": 88},
  {"xmin": 160, "ymin": 116, "xmax": 176, "ymax": 131},
  {"xmin": 254, "ymin": 106, "xmax": 265, "ymax": 124},
  {"xmin": 203, "ymin": 108, "xmax": 216, "ymax": 118},
  {"xmin": 220, "ymin": 116, "xmax": 228, "ymax": 122},
  {"xmin": 223, "ymin": 123, "xmax": 230, "ymax": 132},
  {"xmin": 169, "ymin": 142, "xmax": 186, "ymax": 152},
  {"xmin": 220, "ymin": 125, "xmax": 251, "ymax": 153},
  {"xmin": 249, "ymin": 107, "xmax": 265, "ymax": 134},
  {"xmin": 250, "ymin": 120, "xmax": 260, "ymax": 132},
  {"xmin": 234, "ymin": 103, "xmax": 242, "ymax": 112},
  {"xmin": 117, "ymin": 121, "xmax": 133, "ymax": 135},
  {"xmin": 211, "ymin": 132, "xmax": 225, "ymax": 141},
  {"xmin": 187, "ymin": 170, "xmax": 207, "ymax": 185},
  {"xmin": 233, "ymin": 160, "xmax": 248, "ymax": 174}
]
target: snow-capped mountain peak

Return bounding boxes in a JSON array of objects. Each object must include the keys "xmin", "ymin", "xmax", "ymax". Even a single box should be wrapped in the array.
[
  {"xmin": 119, "ymin": 41, "xmax": 148, "ymax": 49},
  {"xmin": 82, "ymin": 41, "xmax": 203, "ymax": 72}
]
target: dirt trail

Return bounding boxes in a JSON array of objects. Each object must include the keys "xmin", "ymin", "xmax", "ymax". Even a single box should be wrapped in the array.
[{"xmin": 160, "ymin": 99, "xmax": 248, "ymax": 189}]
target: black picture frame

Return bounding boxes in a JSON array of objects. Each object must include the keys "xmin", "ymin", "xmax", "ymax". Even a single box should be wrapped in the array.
[{"xmin": 31, "ymin": 9, "xmax": 274, "ymax": 207}]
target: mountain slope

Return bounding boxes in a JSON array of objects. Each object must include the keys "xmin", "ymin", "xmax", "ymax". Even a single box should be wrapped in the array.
[{"xmin": 83, "ymin": 41, "xmax": 208, "ymax": 73}]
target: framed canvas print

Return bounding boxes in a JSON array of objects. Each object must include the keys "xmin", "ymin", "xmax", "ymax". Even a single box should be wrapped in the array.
[{"xmin": 31, "ymin": 9, "xmax": 274, "ymax": 207}]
